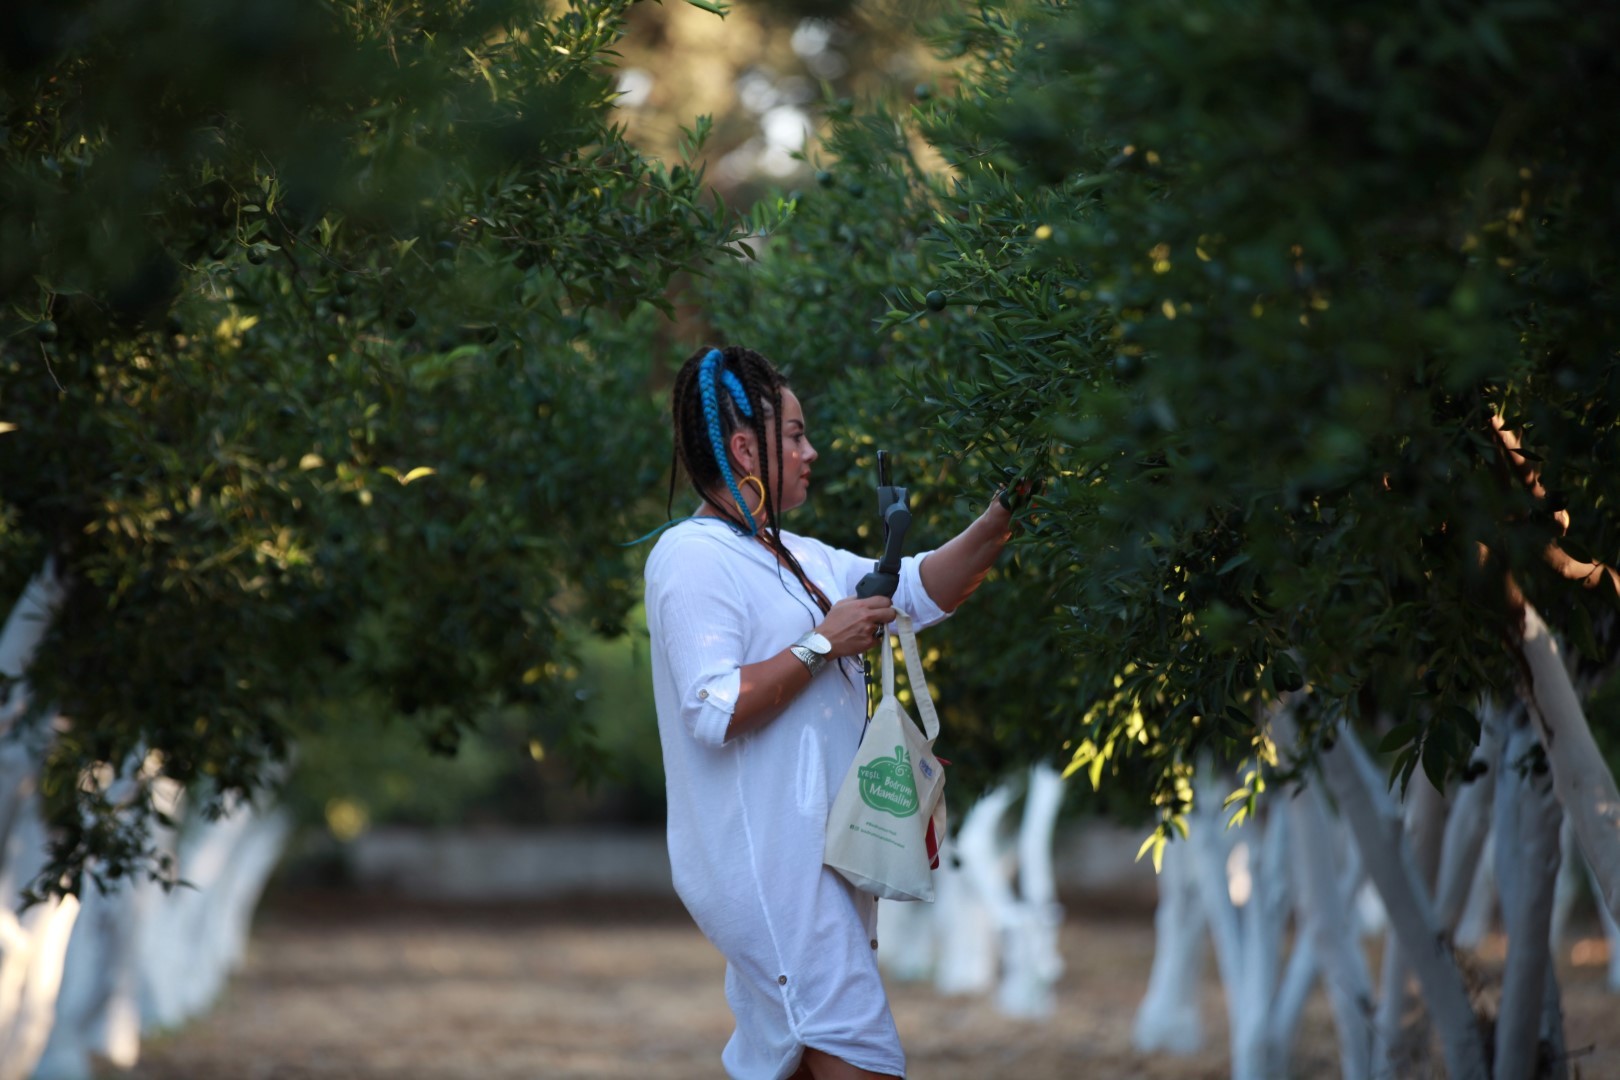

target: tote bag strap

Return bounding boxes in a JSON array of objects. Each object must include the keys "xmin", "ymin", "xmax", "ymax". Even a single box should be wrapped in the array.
[
  {"xmin": 880, "ymin": 612, "xmax": 897, "ymax": 699},
  {"xmin": 892, "ymin": 612, "xmax": 939, "ymax": 742}
]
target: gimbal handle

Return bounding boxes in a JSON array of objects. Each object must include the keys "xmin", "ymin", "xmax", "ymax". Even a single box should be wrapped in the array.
[{"xmin": 855, "ymin": 451, "xmax": 911, "ymax": 599}]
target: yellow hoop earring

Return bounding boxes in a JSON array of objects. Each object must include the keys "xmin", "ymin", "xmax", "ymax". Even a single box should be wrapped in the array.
[{"xmin": 738, "ymin": 475, "xmax": 766, "ymax": 513}]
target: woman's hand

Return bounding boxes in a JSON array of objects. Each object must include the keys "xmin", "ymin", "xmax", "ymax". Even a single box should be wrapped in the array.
[{"xmin": 816, "ymin": 596, "xmax": 898, "ymax": 657}]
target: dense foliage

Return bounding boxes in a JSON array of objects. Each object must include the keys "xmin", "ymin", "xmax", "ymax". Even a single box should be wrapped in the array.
[
  {"xmin": 0, "ymin": 0, "xmax": 741, "ymax": 895},
  {"xmin": 700, "ymin": 0, "xmax": 1620, "ymax": 844}
]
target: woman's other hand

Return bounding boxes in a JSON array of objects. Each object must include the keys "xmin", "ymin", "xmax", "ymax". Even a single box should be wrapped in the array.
[{"xmin": 816, "ymin": 596, "xmax": 898, "ymax": 657}]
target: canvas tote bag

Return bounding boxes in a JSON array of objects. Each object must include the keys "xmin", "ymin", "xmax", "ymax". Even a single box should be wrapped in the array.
[{"xmin": 824, "ymin": 612, "xmax": 947, "ymax": 902}]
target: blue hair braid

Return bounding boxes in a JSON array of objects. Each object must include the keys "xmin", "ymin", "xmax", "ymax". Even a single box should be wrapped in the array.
[
  {"xmin": 719, "ymin": 369, "xmax": 752, "ymax": 417},
  {"xmin": 699, "ymin": 348, "xmax": 759, "ymax": 533}
]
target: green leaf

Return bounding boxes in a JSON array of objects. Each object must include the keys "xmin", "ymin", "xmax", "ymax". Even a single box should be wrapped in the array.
[{"xmin": 1378, "ymin": 720, "xmax": 1422, "ymax": 755}]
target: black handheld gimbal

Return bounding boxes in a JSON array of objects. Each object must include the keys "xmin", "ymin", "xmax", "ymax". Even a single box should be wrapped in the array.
[{"xmin": 854, "ymin": 451, "xmax": 911, "ymax": 599}]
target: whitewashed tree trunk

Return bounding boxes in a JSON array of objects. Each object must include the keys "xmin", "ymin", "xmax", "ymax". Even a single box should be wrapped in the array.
[
  {"xmin": 935, "ymin": 786, "xmax": 1014, "ymax": 997},
  {"xmin": 1493, "ymin": 710, "xmax": 1566, "ymax": 1080},
  {"xmin": 1186, "ymin": 769, "xmax": 1292, "ymax": 1080},
  {"xmin": 0, "ymin": 563, "xmax": 79, "ymax": 1080},
  {"xmin": 1550, "ymin": 817, "xmax": 1581, "ymax": 956},
  {"xmin": 875, "ymin": 894, "xmax": 937, "ymax": 983},
  {"xmin": 999, "ymin": 764, "xmax": 1065, "ymax": 1019},
  {"xmin": 1455, "ymin": 835, "xmax": 1499, "ymax": 950},
  {"xmin": 1285, "ymin": 784, "xmax": 1374, "ymax": 1080},
  {"xmin": 1436, "ymin": 703, "xmax": 1505, "ymax": 936},
  {"xmin": 1131, "ymin": 834, "xmax": 1208, "ymax": 1054},
  {"xmin": 1316, "ymin": 721, "xmax": 1488, "ymax": 1080},
  {"xmin": 1515, "ymin": 603, "xmax": 1620, "ymax": 927},
  {"xmin": 0, "ymin": 803, "xmax": 80, "ymax": 1080},
  {"xmin": 929, "ymin": 773, "xmax": 1068, "ymax": 1018},
  {"xmin": 137, "ymin": 797, "xmax": 290, "ymax": 1031},
  {"xmin": 1187, "ymin": 776, "xmax": 1248, "ymax": 1068},
  {"xmin": 1590, "ymin": 862, "xmax": 1620, "ymax": 991},
  {"xmin": 1239, "ymin": 801, "xmax": 1290, "ymax": 1076},
  {"xmin": 1373, "ymin": 769, "xmax": 1449, "ymax": 1077},
  {"xmin": 32, "ymin": 874, "xmax": 142, "ymax": 1080},
  {"xmin": 927, "ymin": 838, "xmax": 997, "ymax": 995}
]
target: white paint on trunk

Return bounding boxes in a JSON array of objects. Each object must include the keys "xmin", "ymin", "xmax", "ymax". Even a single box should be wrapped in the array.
[
  {"xmin": 875, "ymin": 894, "xmax": 936, "ymax": 983},
  {"xmin": 1372, "ymin": 770, "xmax": 1448, "ymax": 1077},
  {"xmin": 1493, "ymin": 710, "xmax": 1566, "ymax": 1080},
  {"xmin": 138, "ymin": 800, "xmax": 290, "ymax": 1031},
  {"xmin": 1517, "ymin": 603, "xmax": 1620, "ymax": 927},
  {"xmin": 1186, "ymin": 770, "xmax": 1292, "ymax": 1080},
  {"xmin": 0, "ymin": 561, "xmax": 78, "ymax": 1080},
  {"xmin": 1589, "ymin": 861, "xmax": 1620, "ymax": 991},
  {"xmin": 1286, "ymin": 784, "xmax": 1374, "ymax": 1080},
  {"xmin": 1455, "ymin": 833, "xmax": 1498, "ymax": 950},
  {"xmin": 1131, "ymin": 834, "xmax": 1207, "ymax": 1054},
  {"xmin": 1316, "ymin": 722, "xmax": 1487, "ymax": 1080},
  {"xmin": 0, "ymin": 747, "xmax": 79, "ymax": 1080},
  {"xmin": 1436, "ymin": 703, "xmax": 1503, "ymax": 936},
  {"xmin": 999, "ymin": 765, "xmax": 1065, "ymax": 1019},
  {"xmin": 936, "ymin": 787, "xmax": 1014, "ymax": 997},
  {"xmin": 917, "ymin": 771, "xmax": 1069, "ymax": 1018},
  {"xmin": 0, "ymin": 564, "xmax": 64, "ymax": 704},
  {"xmin": 34, "ymin": 876, "xmax": 143, "ymax": 1080},
  {"xmin": 1550, "ymin": 817, "xmax": 1581, "ymax": 955}
]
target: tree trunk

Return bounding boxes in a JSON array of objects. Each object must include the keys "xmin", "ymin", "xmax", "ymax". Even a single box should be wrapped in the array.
[
  {"xmin": 1132, "ymin": 833, "xmax": 1208, "ymax": 1054},
  {"xmin": 137, "ymin": 798, "xmax": 288, "ymax": 1030},
  {"xmin": 1549, "ymin": 818, "xmax": 1580, "ymax": 956},
  {"xmin": 1493, "ymin": 710, "xmax": 1566, "ymax": 1080},
  {"xmin": 0, "ymin": 563, "xmax": 64, "ymax": 730},
  {"xmin": 1589, "ymin": 861, "xmax": 1620, "ymax": 991},
  {"xmin": 33, "ymin": 874, "xmax": 142, "ymax": 1080},
  {"xmin": 1238, "ymin": 802, "xmax": 1290, "ymax": 1077},
  {"xmin": 875, "ymin": 892, "xmax": 937, "ymax": 983},
  {"xmin": 999, "ymin": 764, "xmax": 1065, "ymax": 1019},
  {"xmin": 1436, "ymin": 702, "xmax": 1505, "ymax": 934},
  {"xmin": 1455, "ymin": 837, "xmax": 1499, "ymax": 950},
  {"xmin": 1188, "ymin": 774, "xmax": 1252, "ymax": 1075},
  {"xmin": 1373, "ymin": 769, "xmax": 1449, "ymax": 1076},
  {"xmin": 1187, "ymin": 768, "xmax": 1294, "ymax": 1080},
  {"xmin": 0, "ymin": 562, "xmax": 79, "ymax": 1080},
  {"xmin": 1514, "ymin": 602, "xmax": 1620, "ymax": 927},
  {"xmin": 934, "ymin": 786, "xmax": 1012, "ymax": 997},
  {"xmin": 1285, "ymin": 784, "xmax": 1375, "ymax": 1079},
  {"xmin": 1316, "ymin": 722, "xmax": 1488, "ymax": 1079}
]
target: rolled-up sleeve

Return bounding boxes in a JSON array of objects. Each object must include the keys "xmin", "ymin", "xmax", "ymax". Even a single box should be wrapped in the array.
[
  {"xmin": 647, "ymin": 539, "xmax": 750, "ymax": 748},
  {"xmin": 894, "ymin": 551, "xmax": 952, "ymax": 630},
  {"xmin": 819, "ymin": 541, "xmax": 952, "ymax": 631}
]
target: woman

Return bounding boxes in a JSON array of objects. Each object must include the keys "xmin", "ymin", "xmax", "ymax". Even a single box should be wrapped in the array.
[{"xmin": 644, "ymin": 345, "xmax": 1018, "ymax": 1079}]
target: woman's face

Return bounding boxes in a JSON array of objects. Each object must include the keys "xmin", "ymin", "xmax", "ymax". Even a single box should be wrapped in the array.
[{"xmin": 732, "ymin": 387, "xmax": 817, "ymax": 515}]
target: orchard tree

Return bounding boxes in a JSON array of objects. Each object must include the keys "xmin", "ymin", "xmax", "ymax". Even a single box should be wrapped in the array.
[
  {"xmin": 0, "ymin": 0, "xmax": 742, "ymax": 895},
  {"xmin": 901, "ymin": 0, "xmax": 1620, "ymax": 914},
  {"xmin": 695, "ymin": 0, "xmax": 1619, "ymax": 1074}
]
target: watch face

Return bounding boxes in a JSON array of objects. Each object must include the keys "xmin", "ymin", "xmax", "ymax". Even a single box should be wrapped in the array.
[{"xmin": 806, "ymin": 631, "xmax": 832, "ymax": 655}]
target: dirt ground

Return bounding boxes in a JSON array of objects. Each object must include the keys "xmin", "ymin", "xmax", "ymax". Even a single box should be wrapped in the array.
[{"xmin": 118, "ymin": 891, "xmax": 1619, "ymax": 1080}]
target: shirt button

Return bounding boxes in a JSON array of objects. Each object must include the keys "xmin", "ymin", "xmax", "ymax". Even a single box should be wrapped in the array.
[
  {"xmin": 778, "ymin": 975, "xmax": 788, "ymax": 986},
  {"xmin": 870, "ymin": 939, "xmax": 879, "ymax": 950},
  {"xmin": 698, "ymin": 689, "xmax": 709, "ymax": 700}
]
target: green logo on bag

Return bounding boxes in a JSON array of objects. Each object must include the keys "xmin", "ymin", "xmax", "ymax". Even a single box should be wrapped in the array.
[{"xmin": 858, "ymin": 746, "xmax": 919, "ymax": 818}]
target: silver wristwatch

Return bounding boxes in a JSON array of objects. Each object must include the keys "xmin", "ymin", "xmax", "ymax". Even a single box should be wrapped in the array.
[{"xmin": 788, "ymin": 631, "xmax": 833, "ymax": 677}]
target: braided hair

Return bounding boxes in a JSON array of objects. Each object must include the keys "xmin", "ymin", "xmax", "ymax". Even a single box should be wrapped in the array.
[{"xmin": 669, "ymin": 345, "xmax": 834, "ymax": 623}]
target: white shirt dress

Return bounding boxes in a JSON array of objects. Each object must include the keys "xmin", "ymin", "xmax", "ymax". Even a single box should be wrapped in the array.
[{"xmin": 645, "ymin": 517, "xmax": 950, "ymax": 1079}]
